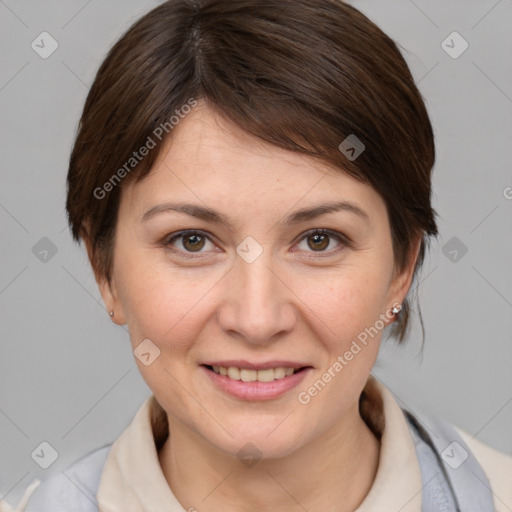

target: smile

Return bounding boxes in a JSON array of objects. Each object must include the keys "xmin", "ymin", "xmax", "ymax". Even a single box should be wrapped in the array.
[
  {"xmin": 201, "ymin": 363, "xmax": 312, "ymax": 400},
  {"xmin": 206, "ymin": 365, "xmax": 299, "ymax": 382}
]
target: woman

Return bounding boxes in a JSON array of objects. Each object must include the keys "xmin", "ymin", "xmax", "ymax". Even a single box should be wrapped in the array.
[{"xmin": 13, "ymin": 0, "xmax": 511, "ymax": 510}]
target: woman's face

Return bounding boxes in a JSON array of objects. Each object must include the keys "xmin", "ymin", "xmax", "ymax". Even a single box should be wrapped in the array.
[{"xmin": 98, "ymin": 101, "xmax": 417, "ymax": 459}]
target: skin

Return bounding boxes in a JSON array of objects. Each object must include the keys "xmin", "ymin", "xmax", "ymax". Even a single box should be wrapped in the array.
[{"xmin": 90, "ymin": 100, "xmax": 420, "ymax": 511}]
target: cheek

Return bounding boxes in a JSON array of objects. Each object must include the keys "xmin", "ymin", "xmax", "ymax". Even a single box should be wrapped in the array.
[
  {"xmin": 115, "ymin": 261, "xmax": 218, "ymax": 412},
  {"xmin": 116, "ymin": 255, "xmax": 219, "ymax": 353},
  {"xmin": 293, "ymin": 270, "xmax": 389, "ymax": 417},
  {"xmin": 299, "ymin": 264, "xmax": 392, "ymax": 347}
]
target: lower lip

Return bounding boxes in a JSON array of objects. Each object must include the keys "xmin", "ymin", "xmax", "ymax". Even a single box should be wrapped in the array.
[{"xmin": 200, "ymin": 365, "xmax": 311, "ymax": 401}]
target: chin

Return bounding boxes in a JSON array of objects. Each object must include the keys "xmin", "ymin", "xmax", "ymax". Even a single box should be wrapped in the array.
[{"xmin": 204, "ymin": 420, "xmax": 307, "ymax": 461}]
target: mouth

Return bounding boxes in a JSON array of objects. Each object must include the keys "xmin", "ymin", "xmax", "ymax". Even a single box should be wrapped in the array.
[
  {"xmin": 200, "ymin": 362, "xmax": 313, "ymax": 400},
  {"xmin": 202, "ymin": 364, "xmax": 309, "ymax": 383}
]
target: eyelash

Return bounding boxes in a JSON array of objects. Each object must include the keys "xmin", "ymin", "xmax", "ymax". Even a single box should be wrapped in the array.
[{"xmin": 164, "ymin": 228, "xmax": 350, "ymax": 260}]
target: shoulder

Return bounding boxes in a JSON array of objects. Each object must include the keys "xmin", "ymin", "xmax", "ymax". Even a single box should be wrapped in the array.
[
  {"xmin": 403, "ymin": 407, "xmax": 512, "ymax": 511},
  {"xmin": 23, "ymin": 444, "xmax": 112, "ymax": 512},
  {"xmin": 456, "ymin": 427, "xmax": 512, "ymax": 512}
]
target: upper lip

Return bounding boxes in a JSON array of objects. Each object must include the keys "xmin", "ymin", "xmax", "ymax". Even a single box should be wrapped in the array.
[{"xmin": 202, "ymin": 360, "xmax": 312, "ymax": 370}]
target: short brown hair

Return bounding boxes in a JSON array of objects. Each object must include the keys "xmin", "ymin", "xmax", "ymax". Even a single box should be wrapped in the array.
[{"xmin": 66, "ymin": 0, "xmax": 438, "ymax": 343}]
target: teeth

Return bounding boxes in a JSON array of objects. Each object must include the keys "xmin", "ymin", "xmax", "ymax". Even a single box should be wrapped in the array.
[
  {"xmin": 241, "ymin": 369, "xmax": 257, "ymax": 382},
  {"xmin": 256, "ymin": 369, "xmax": 275, "ymax": 382},
  {"xmin": 274, "ymin": 367, "xmax": 286, "ymax": 379},
  {"xmin": 211, "ymin": 365, "xmax": 299, "ymax": 382},
  {"xmin": 227, "ymin": 367, "xmax": 240, "ymax": 380}
]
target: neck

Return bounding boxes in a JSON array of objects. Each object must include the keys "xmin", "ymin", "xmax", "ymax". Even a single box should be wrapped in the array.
[{"xmin": 158, "ymin": 402, "xmax": 380, "ymax": 512}]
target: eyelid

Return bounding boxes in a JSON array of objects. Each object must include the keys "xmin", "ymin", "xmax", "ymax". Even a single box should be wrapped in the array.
[
  {"xmin": 164, "ymin": 228, "xmax": 350, "ymax": 258},
  {"xmin": 293, "ymin": 228, "xmax": 349, "ymax": 244}
]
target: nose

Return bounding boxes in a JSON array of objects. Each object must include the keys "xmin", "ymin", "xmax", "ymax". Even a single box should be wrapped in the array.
[{"xmin": 217, "ymin": 249, "xmax": 297, "ymax": 346}]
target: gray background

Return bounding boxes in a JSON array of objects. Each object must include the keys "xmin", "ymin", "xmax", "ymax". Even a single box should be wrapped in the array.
[{"xmin": 1, "ymin": 0, "xmax": 511, "ymax": 507}]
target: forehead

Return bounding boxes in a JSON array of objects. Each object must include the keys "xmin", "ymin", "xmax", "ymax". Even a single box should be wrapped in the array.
[
  {"xmin": 155, "ymin": 102, "xmax": 329, "ymax": 177},
  {"xmin": 120, "ymin": 102, "xmax": 386, "ymax": 222}
]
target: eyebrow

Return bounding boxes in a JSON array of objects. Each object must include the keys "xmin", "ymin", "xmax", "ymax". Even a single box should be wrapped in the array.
[{"xmin": 140, "ymin": 200, "xmax": 370, "ymax": 228}]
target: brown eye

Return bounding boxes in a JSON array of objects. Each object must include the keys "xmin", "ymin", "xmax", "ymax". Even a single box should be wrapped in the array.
[
  {"xmin": 307, "ymin": 232, "xmax": 330, "ymax": 251},
  {"xmin": 166, "ymin": 230, "xmax": 215, "ymax": 257},
  {"xmin": 295, "ymin": 229, "xmax": 347, "ymax": 255},
  {"xmin": 182, "ymin": 233, "xmax": 205, "ymax": 252}
]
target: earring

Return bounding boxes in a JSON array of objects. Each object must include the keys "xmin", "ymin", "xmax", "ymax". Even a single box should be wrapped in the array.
[
  {"xmin": 391, "ymin": 304, "xmax": 402, "ymax": 315},
  {"xmin": 109, "ymin": 311, "xmax": 114, "ymax": 317}
]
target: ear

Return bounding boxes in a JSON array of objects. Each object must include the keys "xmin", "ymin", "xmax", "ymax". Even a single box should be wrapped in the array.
[
  {"xmin": 83, "ymin": 229, "xmax": 127, "ymax": 325},
  {"xmin": 387, "ymin": 234, "xmax": 423, "ymax": 317}
]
